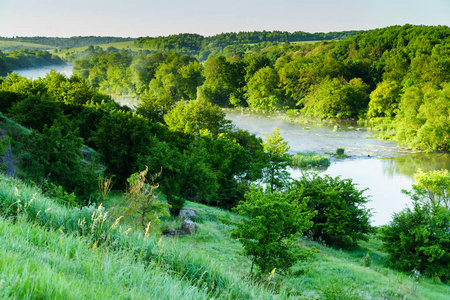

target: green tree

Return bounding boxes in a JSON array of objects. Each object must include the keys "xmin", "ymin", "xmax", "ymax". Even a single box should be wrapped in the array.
[
  {"xmin": 245, "ymin": 66, "xmax": 281, "ymax": 111},
  {"xmin": 138, "ymin": 142, "xmax": 188, "ymax": 216},
  {"xmin": 262, "ymin": 128, "xmax": 290, "ymax": 193},
  {"xmin": 366, "ymin": 80, "xmax": 401, "ymax": 119},
  {"xmin": 92, "ymin": 110, "xmax": 157, "ymax": 188},
  {"xmin": 230, "ymin": 187, "xmax": 315, "ymax": 276},
  {"xmin": 164, "ymin": 99, "xmax": 232, "ymax": 137},
  {"xmin": 289, "ymin": 172, "xmax": 372, "ymax": 247}
]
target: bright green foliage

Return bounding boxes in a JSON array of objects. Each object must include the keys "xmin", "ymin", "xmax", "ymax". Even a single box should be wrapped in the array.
[
  {"xmin": 21, "ymin": 122, "xmax": 97, "ymax": 203},
  {"xmin": 367, "ymin": 80, "xmax": 401, "ymax": 118},
  {"xmin": 395, "ymin": 84, "xmax": 450, "ymax": 151},
  {"xmin": 262, "ymin": 128, "xmax": 291, "ymax": 193},
  {"xmin": 379, "ymin": 200, "xmax": 450, "ymax": 282},
  {"xmin": 231, "ymin": 187, "xmax": 315, "ymax": 276},
  {"xmin": 164, "ymin": 99, "xmax": 232, "ymax": 137},
  {"xmin": 245, "ymin": 66, "xmax": 281, "ymax": 111},
  {"xmin": 413, "ymin": 169, "xmax": 450, "ymax": 209},
  {"xmin": 301, "ymin": 78, "xmax": 369, "ymax": 119},
  {"xmin": 124, "ymin": 166, "xmax": 170, "ymax": 233},
  {"xmin": 289, "ymin": 172, "xmax": 372, "ymax": 247},
  {"xmin": 197, "ymin": 55, "xmax": 244, "ymax": 107}
]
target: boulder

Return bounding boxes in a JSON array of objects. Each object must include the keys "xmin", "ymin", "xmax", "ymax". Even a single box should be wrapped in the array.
[
  {"xmin": 1, "ymin": 135, "xmax": 16, "ymax": 179},
  {"xmin": 179, "ymin": 208, "xmax": 198, "ymax": 220},
  {"xmin": 181, "ymin": 219, "xmax": 199, "ymax": 234}
]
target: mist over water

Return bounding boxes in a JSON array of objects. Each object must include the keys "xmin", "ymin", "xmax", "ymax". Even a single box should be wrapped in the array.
[
  {"xmin": 13, "ymin": 64, "xmax": 74, "ymax": 79},
  {"xmin": 226, "ymin": 109, "xmax": 449, "ymax": 226}
]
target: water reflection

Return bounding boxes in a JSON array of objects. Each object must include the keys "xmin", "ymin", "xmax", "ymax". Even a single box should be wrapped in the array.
[{"xmin": 382, "ymin": 153, "xmax": 450, "ymax": 178}]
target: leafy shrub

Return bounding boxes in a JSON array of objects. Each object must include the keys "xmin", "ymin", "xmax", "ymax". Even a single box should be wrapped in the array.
[
  {"xmin": 230, "ymin": 186, "xmax": 315, "ymax": 276},
  {"xmin": 379, "ymin": 169, "xmax": 450, "ymax": 282},
  {"xmin": 42, "ymin": 182, "xmax": 78, "ymax": 207},
  {"xmin": 336, "ymin": 148, "xmax": 345, "ymax": 156},
  {"xmin": 379, "ymin": 200, "xmax": 450, "ymax": 282},
  {"xmin": 8, "ymin": 95, "xmax": 67, "ymax": 132},
  {"xmin": 20, "ymin": 122, "xmax": 97, "ymax": 204},
  {"xmin": 289, "ymin": 172, "xmax": 372, "ymax": 248}
]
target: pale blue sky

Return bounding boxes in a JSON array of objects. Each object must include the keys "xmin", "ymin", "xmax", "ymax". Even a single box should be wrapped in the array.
[{"xmin": 0, "ymin": 0, "xmax": 449, "ymax": 37}]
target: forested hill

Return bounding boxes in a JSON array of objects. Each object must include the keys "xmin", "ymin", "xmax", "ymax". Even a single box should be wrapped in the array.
[
  {"xmin": 134, "ymin": 30, "xmax": 360, "ymax": 57},
  {"xmin": 0, "ymin": 36, "xmax": 135, "ymax": 49}
]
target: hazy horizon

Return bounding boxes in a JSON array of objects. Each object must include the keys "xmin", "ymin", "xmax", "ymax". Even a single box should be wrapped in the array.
[{"xmin": 1, "ymin": 0, "xmax": 449, "ymax": 38}]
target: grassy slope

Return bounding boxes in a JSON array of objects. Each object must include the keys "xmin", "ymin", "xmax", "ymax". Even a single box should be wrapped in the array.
[{"xmin": 0, "ymin": 41, "xmax": 55, "ymax": 52}]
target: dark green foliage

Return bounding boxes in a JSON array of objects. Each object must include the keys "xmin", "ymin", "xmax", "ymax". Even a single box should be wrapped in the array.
[
  {"xmin": 379, "ymin": 200, "xmax": 450, "ymax": 282},
  {"xmin": 1, "ymin": 49, "xmax": 64, "ymax": 70},
  {"xmin": 21, "ymin": 122, "xmax": 97, "ymax": 204},
  {"xmin": 289, "ymin": 172, "xmax": 372, "ymax": 247},
  {"xmin": 0, "ymin": 91, "xmax": 24, "ymax": 113},
  {"xmin": 230, "ymin": 187, "xmax": 315, "ymax": 276},
  {"xmin": 8, "ymin": 95, "xmax": 67, "ymax": 132},
  {"xmin": 91, "ymin": 110, "xmax": 158, "ymax": 189},
  {"xmin": 138, "ymin": 142, "xmax": 188, "ymax": 216}
]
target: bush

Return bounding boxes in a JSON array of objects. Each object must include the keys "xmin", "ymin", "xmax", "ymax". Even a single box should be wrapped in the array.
[
  {"xmin": 379, "ymin": 169, "xmax": 450, "ymax": 282},
  {"xmin": 288, "ymin": 172, "xmax": 372, "ymax": 248},
  {"xmin": 20, "ymin": 122, "xmax": 97, "ymax": 204},
  {"xmin": 379, "ymin": 201, "xmax": 450, "ymax": 282},
  {"xmin": 230, "ymin": 187, "xmax": 315, "ymax": 276}
]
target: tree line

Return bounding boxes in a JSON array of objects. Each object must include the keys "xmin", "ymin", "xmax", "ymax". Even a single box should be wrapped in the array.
[{"xmin": 0, "ymin": 49, "xmax": 65, "ymax": 76}]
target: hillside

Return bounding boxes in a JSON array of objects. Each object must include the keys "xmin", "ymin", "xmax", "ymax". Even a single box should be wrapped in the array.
[{"xmin": 0, "ymin": 173, "xmax": 449, "ymax": 299}]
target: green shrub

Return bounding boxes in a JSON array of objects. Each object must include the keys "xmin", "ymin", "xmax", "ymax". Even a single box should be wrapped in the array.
[
  {"xmin": 230, "ymin": 186, "xmax": 315, "ymax": 276},
  {"xmin": 380, "ymin": 170, "xmax": 450, "ymax": 282},
  {"xmin": 379, "ymin": 200, "xmax": 450, "ymax": 282},
  {"xmin": 336, "ymin": 148, "xmax": 345, "ymax": 156},
  {"xmin": 289, "ymin": 172, "xmax": 372, "ymax": 248}
]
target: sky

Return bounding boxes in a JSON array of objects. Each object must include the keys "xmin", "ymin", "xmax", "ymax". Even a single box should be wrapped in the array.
[{"xmin": 0, "ymin": 0, "xmax": 449, "ymax": 37}]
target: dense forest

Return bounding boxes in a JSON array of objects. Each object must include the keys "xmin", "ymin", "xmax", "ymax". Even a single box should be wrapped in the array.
[
  {"xmin": 71, "ymin": 24, "xmax": 450, "ymax": 151},
  {"xmin": 134, "ymin": 30, "xmax": 359, "ymax": 58}
]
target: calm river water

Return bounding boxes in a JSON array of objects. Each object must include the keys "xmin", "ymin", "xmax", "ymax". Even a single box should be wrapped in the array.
[{"xmin": 14, "ymin": 66, "xmax": 450, "ymax": 226}]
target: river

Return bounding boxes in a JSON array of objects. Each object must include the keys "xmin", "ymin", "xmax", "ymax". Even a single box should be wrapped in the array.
[
  {"xmin": 225, "ymin": 110, "xmax": 450, "ymax": 226},
  {"xmin": 14, "ymin": 66, "xmax": 450, "ymax": 226}
]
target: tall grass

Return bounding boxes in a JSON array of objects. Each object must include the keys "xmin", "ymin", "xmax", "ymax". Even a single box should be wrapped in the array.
[
  {"xmin": 0, "ymin": 176, "xmax": 287, "ymax": 299},
  {"xmin": 290, "ymin": 152, "xmax": 330, "ymax": 168}
]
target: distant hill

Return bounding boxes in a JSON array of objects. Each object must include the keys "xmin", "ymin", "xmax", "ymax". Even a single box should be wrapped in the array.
[{"xmin": 0, "ymin": 36, "xmax": 135, "ymax": 50}]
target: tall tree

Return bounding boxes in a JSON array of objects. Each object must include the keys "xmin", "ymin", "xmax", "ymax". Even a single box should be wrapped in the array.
[{"xmin": 262, "ymin": 128, "xmax": 290, "ymax": 193}]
